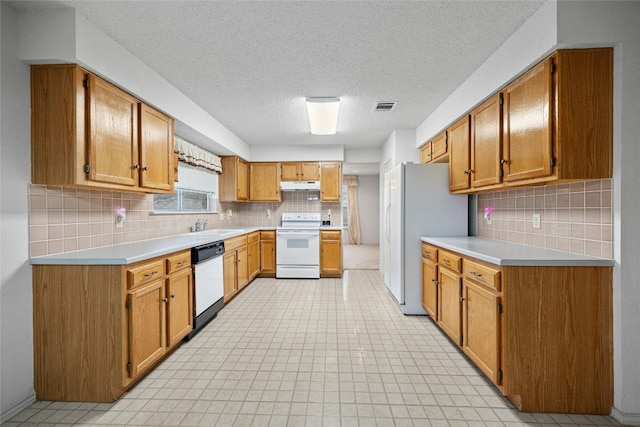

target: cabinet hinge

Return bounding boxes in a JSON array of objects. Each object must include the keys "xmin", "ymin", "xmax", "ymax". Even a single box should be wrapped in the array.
[
  {"xmin": 498, "ymin": 302, "xmax": 503, "ymax": 313},
  {"xmin": 460, "ymin": 333, "xmax": 463, "ymax": 342},
  {"xmin": 550, "ymin": 156, "xmax": 557, "ymax": 168},
  {"xmin": 125, "ymin": 299, "xmax": 131, "ymax": 310},
  {"xmin": 83, "ymin": 79, "xmax": 89, "ymax": 89},
  {"xmin": 84, "ymin": 164, "xmax": 91, "ymax": 174},
  {"xmin": 498, "ymin": 369, "xmax": 503, "ymax": 382},
  {"xmin": 499, "ymin": 94, "xmax": 504, "ymax": 105},
  {"xmin": 459, "ymin": 282, "xmax": 463, "ymax": 292},
  {"xmin": 499, "ymin": 169, "xmax": 504, "ymax": 178},
  {"xmin": 127, "ymin": 362, "xmax": 132, "ymax": 373},
  {"xmin": 551, "ymin": 63, "xmax": 557, "ymax": 74}
]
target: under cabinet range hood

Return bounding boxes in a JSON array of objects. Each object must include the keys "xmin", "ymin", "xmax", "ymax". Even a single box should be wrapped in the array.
[{"xmin": 280, "ymin": 181, "xmax": 321, "ymax": 192}]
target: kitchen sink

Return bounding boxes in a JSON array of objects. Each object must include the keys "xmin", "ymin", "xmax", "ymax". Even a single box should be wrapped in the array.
[{"xmin": 185, "ymin": 228, "xmax": 246, "ymax": 240}]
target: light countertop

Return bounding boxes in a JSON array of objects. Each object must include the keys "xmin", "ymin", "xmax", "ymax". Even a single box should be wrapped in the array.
[
  {"xmin": 30, "ymin": 227, "xmax": 270, "ymax": 266},
  {"xmin": 421, "ymin": 236, "xmax": 615, "ymax": 267}
]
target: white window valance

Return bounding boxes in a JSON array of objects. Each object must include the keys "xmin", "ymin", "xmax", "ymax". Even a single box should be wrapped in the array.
[{"xmin": 174, "ymin": 136, "xmax": 222, "ymax": 173}]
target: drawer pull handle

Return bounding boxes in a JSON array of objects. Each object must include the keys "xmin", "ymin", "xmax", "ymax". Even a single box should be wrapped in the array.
[
  {"xmin": 470, "ymin": 271, "xmax": 483, "ymax": 278},
  {"xmin": 177, "ymin": 261, "xmax": 187, "ymax": 267},
  {"xmin": 162, "ymin": 297, "xmax": 168, "ymax": 303},
  {"xmin": 442, "ymin": 258, "xmax": 450, "ymax": 264},
  {"xmin": 171, "ymin": 294, "xmax": 176, "ymax": 299},
  {"xmin": 460, "ymin": 296, "xmax": 465, "ymax": 302},
  {"xmin": 144, "ymin": 271, "xmax": 158, "ymax": 279}
]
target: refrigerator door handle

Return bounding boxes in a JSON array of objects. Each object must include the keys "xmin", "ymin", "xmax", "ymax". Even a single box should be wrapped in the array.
[{"xmin": 385, "ymin": 204, "xmax": 391, "ymax": 243}]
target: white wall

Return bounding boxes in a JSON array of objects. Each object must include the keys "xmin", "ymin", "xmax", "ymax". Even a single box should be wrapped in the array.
[
  {"xmin": 249, "ymin": 144, "xmax": 344, "ymax": 162},
  {"xmin": 19, "ymin": 8, "xmax": 250, "ymax": 160},
  {"xmin": 356, "ymin": 175, "xmax": 380, "ymax": 245},
  {"xmin": 1, "ymin": 1, "xmax": 35, "ymax": 419},
  {"xmin": 415, "ymin": 1, "xmax": 558, "ymax": 145}
]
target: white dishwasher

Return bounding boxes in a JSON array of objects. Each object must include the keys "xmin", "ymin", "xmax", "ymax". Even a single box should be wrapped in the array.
[{"xmin": 187, "ymin": 240, "xmax": 225, "ymax": 339}]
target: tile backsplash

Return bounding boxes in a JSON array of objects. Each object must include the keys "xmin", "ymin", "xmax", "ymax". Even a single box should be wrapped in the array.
[
  {"xmin": 29, "ymin": 185, "xmax": 340, "ymax": 257},
  {"xmin": 476, "ymin": 179, "xmax": 612, "ymax": 258}
]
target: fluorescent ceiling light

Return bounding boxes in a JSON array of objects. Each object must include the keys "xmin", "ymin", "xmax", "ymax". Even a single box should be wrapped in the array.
[{"xmin": 306, "ymin": 97, "xmax": 340, "ymax": 135}]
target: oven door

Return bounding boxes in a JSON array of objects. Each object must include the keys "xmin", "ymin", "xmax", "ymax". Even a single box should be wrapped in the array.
[{"xmin": 276, "ymin": 229, "xmax": 320, "ymax": 278}]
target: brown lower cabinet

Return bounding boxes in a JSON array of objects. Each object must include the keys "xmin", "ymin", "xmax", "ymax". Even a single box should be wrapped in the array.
[
  {"xmin": 247, "ymin": 231, "xmax": 260, "ymax": 281},
  {"xmin": 223, "ymin": 235, "xmax": 249, "ymax": 302},
  {"xmin": 422, "ymin": 242, "xmax": 613, "ymax": 414},
  {"xmin": 259, "ymin": 230, "xmax": 276, "ymax": 277},
  {"xmin": 32, "ymin": 249, "xmax": 193, "ymax": 402},
  {"xmin": 320, "ymin": 230, "xmax": 342, "ymax": 277}
]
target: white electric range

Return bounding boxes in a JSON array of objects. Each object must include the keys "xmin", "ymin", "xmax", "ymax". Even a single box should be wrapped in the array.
[{"xmin": 276, "ymin": 213, "xmax": 322, "ymax": 279}]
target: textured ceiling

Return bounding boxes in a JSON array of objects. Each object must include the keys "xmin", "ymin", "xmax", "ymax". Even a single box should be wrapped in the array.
[{"xmin": 13, "ymin": 0, "xmax": 545, "ymax": 151}]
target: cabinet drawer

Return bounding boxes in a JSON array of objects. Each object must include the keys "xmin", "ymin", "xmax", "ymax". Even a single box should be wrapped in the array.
[
  {"xmin": 225, "ymin": 235, "xmax": 248, "ymax": 252},
  {"xmin": 166, "ymin": 250, "xmax": 191, "ymax": 274},
  {"xmin": 422, "ymin": 243, "xmax": 438, "ymax": 262},
  {"xmin": 438, "ymin": 250, "xmax": 462, "ymax": 273},
  {"xmin": 127, "ymin": 260, "xmax": 165, "ymax": 288},
  {"xmin": 247, "ymin": 231, "xmax": 259, "ymax": 243},
  {"xmin": 463, "ymin": 259, "xmax": 501, "ymax": 292},
  {"xmin": 320, "ymin": 230, "xmax": 341, "ymax": 240},
  {"xmin": 260, "ymin": 230, "xmax": 275, "ymax": 240}
]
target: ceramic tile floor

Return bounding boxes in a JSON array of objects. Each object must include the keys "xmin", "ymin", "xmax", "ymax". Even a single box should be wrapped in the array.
[{"xmin": 5, "ymin": 270, "xmax": 623, "ymax": 427}]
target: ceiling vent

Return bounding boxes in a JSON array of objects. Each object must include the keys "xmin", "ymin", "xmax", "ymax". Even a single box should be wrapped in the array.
[{"xmin": 374, "ymin": 102, "xmax": 396, "ymax": 112}]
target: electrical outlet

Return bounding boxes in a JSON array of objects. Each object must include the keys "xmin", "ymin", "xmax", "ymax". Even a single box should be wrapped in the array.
[{"xmin": 532, "ymin": 213, "xmax": 541, "ymax": 229}]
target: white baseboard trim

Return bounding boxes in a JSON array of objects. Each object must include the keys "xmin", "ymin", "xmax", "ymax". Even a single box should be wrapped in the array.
[
  {"xmin": 612, "ymin": 407, "xmax": 640, "ymax": 426},
  {"xmin": 1, "ymin": 393, "xmax": 36, "ymax": 424}
]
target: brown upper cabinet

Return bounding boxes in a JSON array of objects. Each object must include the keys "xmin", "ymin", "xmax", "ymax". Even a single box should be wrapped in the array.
[
  {"xmin": 219, "ymin": 156, "xmax": 249, "ymax": 202},
  {"xmin": 281, "ymin": 162, "xmax": 320, "ymax": 181},
  {"xmin": 470, "ymin": 93, "xmax": 503, "ymax": 189},
  {"xmin": 249, "ymin": 162, "xmax": 281, "ymax": 202},
  {"xmin": 448, "ymin": 48, "xmax": 612, "ymax": 194},
  {"xmin": 503, "ymin": 48, "xmax": 613, "ymax": 185},
  {"xmin": 419, "ymin": 131, "xmax": 448, "ymax": 164},
  {"xmin": 448, "ymin": 116, "xmax": 471, "ymax": 192},
  {"xmin": 320, "ymin": 162, "xmax": 341, "ymax": 202},
  {"xmin": 419, "ymin": 141, "xmax": 432, "ymax": 163},
  {"xmin": 31, "ymin": 64, "xmax": 174, "ymax": 193}
]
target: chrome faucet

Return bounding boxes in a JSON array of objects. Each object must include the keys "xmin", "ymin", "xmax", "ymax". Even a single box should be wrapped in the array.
[{"xmin": 195, "ymin": 218, "xmax": 208, "ymax": 231}]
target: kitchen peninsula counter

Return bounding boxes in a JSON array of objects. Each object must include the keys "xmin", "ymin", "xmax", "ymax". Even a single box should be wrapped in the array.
[{"xmin": 421, "ymin": 236, "xmax": 614, "ymax": 267}]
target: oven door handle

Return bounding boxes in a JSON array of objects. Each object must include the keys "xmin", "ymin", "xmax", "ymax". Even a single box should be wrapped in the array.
[{"xmin": 277, "ymin": 231, "xmax": 319, "ymax": 238}]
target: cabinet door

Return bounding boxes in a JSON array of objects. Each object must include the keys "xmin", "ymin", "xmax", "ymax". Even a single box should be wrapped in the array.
[
  {"xmin": 438, "ymin": 267, "xmax": 462, "ymax": 345},
  {"xmin": 471, "ymin": 94, "xmax": 503, "ymax": 188},
  {"xmin": 128, "ymin": 279, "xmax": 166, "ymax": 378},
  {"xmin": 87, "ymin": 74, "xmax": 139, "ymax": 187},
  {"xmin": 281, "ymin": 162, "xmax": 300, "ymax": 181},
  {"xmin": 250, "ymin": 163, "xmax": 281, "ymax": 201},
  {"xmin": 422, "ymin": 258, "xmax": 438, "ymax": 319},
  {"xmin": 431, "ymin": 132, "xmax": 448, "ymax": 162},
  {"xmin": 248, "ymin": 239, "xmax": 260, "ymax": 281},
  {"xmin": 166, "ymin": 268, "xmax": 193, "ymax": 348},
  {"xmin": 300, "ymin": 162, "xmax": 320, "ymax": 180},
  {"xmin": 503, "ymin": 58, "xmax": 553, "ymax": 182},
  {"xmin": 237, "ymin": 159, "xmax": 249, "ymax": 201},
  {"xmin": 260, "ymin": 239, "xmax": 276, "ymax": 274},
  {"xmin": 223, "ymin": 251, "xmax": 238, "ymax": 302},
  {"xmin": 320, "ymin": 162, "xmax": 341, "ymax": 201},
  {"xmin": 237, "ymin": 246, "xmax": 249, "ymax": 289},
  {"xmin": 320, "ymin": 237, "xmax": 342, "ymax": 276},
  {"xmin": 139, "ymin": 103, "xmax": 173, "ymax": 191},
  {"xmin": 419, "ymin": 142, "xmax": 432, "ymax": 164},
  {"xmin": 448, "ymin": 116, "xmax": 471, "ymax": 192},
  {"xmin": 463, "ymin": 279, "xmax": 501, "ymax": 385}
]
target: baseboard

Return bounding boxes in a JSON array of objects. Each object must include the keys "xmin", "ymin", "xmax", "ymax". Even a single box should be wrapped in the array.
[
  {"xmin": 1, "ymin": 393, "xmax": 36, "ymax": 424},
  {"xmin": 612, "ymin": 407, "xmax": 640, "ymax": 426}
]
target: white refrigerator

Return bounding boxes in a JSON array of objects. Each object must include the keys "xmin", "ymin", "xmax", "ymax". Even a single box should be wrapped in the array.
[{"xmin": 383, "ymin": 162, "xmax": 468, "ymax": 314}]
